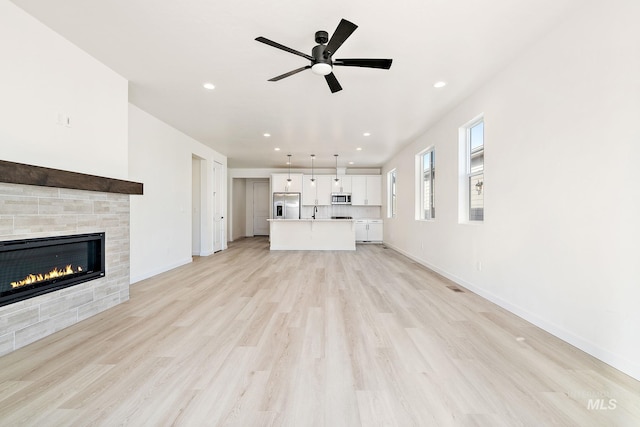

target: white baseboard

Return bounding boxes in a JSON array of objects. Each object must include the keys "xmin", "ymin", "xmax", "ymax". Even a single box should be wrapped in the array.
[
  {"xmin": 130, "ymin": 257, "xmax": 192, "ymax": 284},
  {"xmin": 383, "ymin": 242, "xmax": 640, "ymax": 381}
]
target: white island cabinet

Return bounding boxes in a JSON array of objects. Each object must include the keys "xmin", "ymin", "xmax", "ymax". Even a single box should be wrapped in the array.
[{"xmin": 267, "ymin": 219, "xmax": 355, "ymax": 250}]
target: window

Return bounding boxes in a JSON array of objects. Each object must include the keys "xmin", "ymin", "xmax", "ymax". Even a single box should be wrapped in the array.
[
  {"xmin": 416, "ymin": 148, "xmax": 435, "ymax": 220},
  {"xmin": 465, "ymin": 118, "xmax": 484, "ymax": 221},
  {"xmin": 387, "ymin": 169, "xmax": 397, "ymax": 218}
]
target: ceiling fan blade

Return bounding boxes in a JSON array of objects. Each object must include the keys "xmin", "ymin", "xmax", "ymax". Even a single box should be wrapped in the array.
[
  {"xmin": 324, "ymin": 72, "xmax": 343, "ymax": 93},
  {"xmin": 255, "ymin": 36, "xmax": 313, "ymax": 61},
  {"xmin": 324, "ymin": 19, "xmax": 358, "ymax": 57},
  {"xmin": 268, "ymin": 66, "xmax": 311, "ymax": 81},
  {"xmin": 334, "ymin": 58, "xmax": 393, "ymax": 69}
]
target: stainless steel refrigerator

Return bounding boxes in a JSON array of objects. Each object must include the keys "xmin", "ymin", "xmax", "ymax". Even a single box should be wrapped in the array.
[{"xmin": 273, "ymin": 192, "xmax": 300, "ymax": 219}]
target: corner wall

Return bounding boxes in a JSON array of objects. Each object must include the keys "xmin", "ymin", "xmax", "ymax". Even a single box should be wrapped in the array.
[
  {"xmin": 382, "ymin": 0, "xmax": 640, "ymax": 380},
  {"xmin": 1, "ymin": 0, "xmax": 231, "ymax": 291},
  {"xmin": 128, "ymin": 105, "xmax": 227, "ymax": 283}
]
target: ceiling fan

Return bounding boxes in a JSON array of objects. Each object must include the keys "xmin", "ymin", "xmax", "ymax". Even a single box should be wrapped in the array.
[{"xmin": 255, "ymin": 18, "xmax": 393, "ymax": 93}]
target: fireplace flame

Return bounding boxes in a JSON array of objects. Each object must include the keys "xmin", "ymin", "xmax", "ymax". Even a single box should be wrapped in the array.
[{"xmin": 10, "ymin": 265, "xmax": 83, "ymax": 289}]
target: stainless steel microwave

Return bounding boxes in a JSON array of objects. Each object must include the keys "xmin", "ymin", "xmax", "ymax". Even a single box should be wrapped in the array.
[{"xmin": 331, "ymin": 193, "xmax": 352, "ymax": 205}]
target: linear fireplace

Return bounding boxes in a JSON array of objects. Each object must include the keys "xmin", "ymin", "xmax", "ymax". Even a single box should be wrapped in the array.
[{"xmin": 0, "ymin": 233, "xmax": 105, "ymax": 308}]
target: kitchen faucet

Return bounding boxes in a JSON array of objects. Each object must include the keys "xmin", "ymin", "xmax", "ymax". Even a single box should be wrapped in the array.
[{"xmin": 312, "ymin": 205, "xmax": 318, "ymax": 220}]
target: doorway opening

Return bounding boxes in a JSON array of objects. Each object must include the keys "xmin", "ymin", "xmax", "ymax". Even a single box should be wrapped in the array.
[
  {"xmin": 192, "ymin": 155, "xmax": 205, "ymax": 256},
  {"xmin": 253, "ymin": 181, "xmax": 269, "ymax": 236}
]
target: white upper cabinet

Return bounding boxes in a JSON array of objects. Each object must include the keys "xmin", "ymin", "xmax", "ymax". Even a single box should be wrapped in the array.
[
  {"xmin": 302, "ymin": 176, "xmax": 315, "ymax": 205},
  {"xmin": 366, "ymin": 175, "xmax": 382, "ymax": 205},
  {"xmin": 351, "ymin": 175, "xmax": 382, "ymax": 206},
  {"xmin": 302, "ymin": 175, "xmax": 332, "ymax": 205},
  {"xmin": 337, "ymin": 175, "xmax": 352, "ymax": 193},
  {"xmin": 351, "ymin": 176, "xmax": 367, "ymax": 205},
  {"xmin": 316, "ymin": 175, "xmax": 332, "ymax": 205},
  {"xmin": 271, "ymin": 173, "xmax": 303, "ymax": 193},
  {"xmin": 299, "ymin": 173, "xmax": 381, "ymax": 205}
]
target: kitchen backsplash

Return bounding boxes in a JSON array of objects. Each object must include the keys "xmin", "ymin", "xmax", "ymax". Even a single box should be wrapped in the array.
[{"xmin": 301, "ymin": 205, "xmax": 381, "ymax": 219}]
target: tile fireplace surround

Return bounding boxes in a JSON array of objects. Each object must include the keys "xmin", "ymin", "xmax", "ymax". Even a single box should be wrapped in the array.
[{"xmin": 0, "ymin": 160, "xmax": 143, "ymax": 356}]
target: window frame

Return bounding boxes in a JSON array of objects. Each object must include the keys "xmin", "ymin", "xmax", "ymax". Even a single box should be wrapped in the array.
[
  {"xmin": 387, "ymin": 169, "xmax": 397, "ymax": 218},
  {"xmin": 415, "ymin": 147, "xmax": 435, "ymax": 221},
  {"xmin": 459, "ymin": 115, "xmax": 484, "ymax": 223}
]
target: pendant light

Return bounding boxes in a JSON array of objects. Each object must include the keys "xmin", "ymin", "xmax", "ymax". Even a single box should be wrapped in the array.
[
  {"xmin": 334, "ymin": 154, "xmax": 340, "ymax": 186},
  {"xmin": 286, "ymin": 154, "xmax": 292, "ymax": 187},
  {"xmin": 310, "ymin": 154, "xmax": 316, "ymax": 186}
]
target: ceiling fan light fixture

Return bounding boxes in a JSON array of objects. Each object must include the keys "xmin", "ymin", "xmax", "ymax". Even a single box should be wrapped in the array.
[
  {"xmin": 311, "ymin": 62, "xmax": 332, "ymax": 76},
  {"xmin": 256, "ymin": 19, "xmax": 391, "ymax": 93}
]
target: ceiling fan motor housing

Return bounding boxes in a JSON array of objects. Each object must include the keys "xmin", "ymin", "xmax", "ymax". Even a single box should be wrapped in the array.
[
  {"xmin": 311, "ymin": 44, "xmax": 332, "ymax": 75},
  {"xmin": 312, "ymin": 44, "xmax": 331, "ymax": 64},
  {"xmin": 315, "ymin": 30, "xmax": 329, "ymax": 44}
]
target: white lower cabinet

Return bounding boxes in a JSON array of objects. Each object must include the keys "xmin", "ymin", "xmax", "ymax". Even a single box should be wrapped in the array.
[
  {"xmin": 367, "ymin": 219, "xmax": 383, "ymax": 241},
  {"xmin": 355, "ymin": 219, "xmax": 383, "ymax": 242},
  {"xmin": 355, "ymin": 220, "xmax": 368, "ymax": 241}
]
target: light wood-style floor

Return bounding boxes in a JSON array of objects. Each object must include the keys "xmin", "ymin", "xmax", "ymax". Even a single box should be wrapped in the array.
[{"xmin": 0, "ymin": 237, "xmax": 638, "ymax": 426}]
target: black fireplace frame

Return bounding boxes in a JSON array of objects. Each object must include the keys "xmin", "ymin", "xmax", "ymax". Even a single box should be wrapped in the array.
[{"xmin": 0, "ymin": 233, "xmax": 105, "ymax": 307}]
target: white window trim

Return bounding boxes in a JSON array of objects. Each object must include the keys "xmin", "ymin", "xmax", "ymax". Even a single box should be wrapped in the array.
[
  {"xmin": 458, "ymin": 114, "xmax": 484, "ymax": 224},
  {"xmin": 387, "ymin": 168, "xmax": 397, "ymax": 218},
  {"xmin": 415, "ymin": 146, "xmax": 435, "ymax": 221}
]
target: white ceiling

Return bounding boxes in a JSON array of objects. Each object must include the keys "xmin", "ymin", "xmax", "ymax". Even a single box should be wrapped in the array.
[{"xmin": 11, "ymin": 0, "xmax": 581, "ymax": 169}]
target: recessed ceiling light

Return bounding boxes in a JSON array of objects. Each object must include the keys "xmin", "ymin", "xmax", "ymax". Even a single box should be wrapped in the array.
[
  {"xmin": 263, "ymin": 133, "xmax": 271, "ymax": 137},
  {"xmin": 356, "ymin": 147, "xmax": 363, "ymax": 151},
  {"xmin": 348, "ymin": 161, "xmax": 354, "ymax": 165},
  {"xmin": 203, "ymin": 82, "xmax": 215, "ymax": 90},
  {"xmin": 363, "ymin": 132, "xmax": 371, "ymax": 137},
  {"xmin": 434, "ymin": 81, "xmax": 447, "ymax": 88},
  {"xmin": 274, "ymin": 147, "xmax": 280, "ymax": 151}
]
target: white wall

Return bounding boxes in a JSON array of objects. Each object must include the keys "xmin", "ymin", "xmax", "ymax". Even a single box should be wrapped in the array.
[
  {"xmin": 0, "ymin": 0, "xmax": 231, "ymax": 287},
  {"xmin": 128, "ymin": 105, "xmax": 227, "ymax": 283},
  {"xmin": 0, "ymin": 0, "xmax": 128, "ymax": 179},
  {"xmin": 383, "ymin": 0, "xmax": 640, "ymax": 380}
]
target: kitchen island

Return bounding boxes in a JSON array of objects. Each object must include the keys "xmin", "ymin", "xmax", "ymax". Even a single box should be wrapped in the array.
[{"xmin": 267, "ymin": 219, "xmax": 355, "ymax": 250}]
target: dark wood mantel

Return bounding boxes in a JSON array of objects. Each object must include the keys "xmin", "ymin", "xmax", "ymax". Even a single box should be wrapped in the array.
[{"xmin": 0, "ymin": 160, "xmax": 143, "ymax": 195}]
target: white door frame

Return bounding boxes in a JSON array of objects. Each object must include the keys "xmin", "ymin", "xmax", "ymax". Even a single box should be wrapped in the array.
[{"xmin": 213, "ymin": 161, "xmax": 224, "ymax": 252}]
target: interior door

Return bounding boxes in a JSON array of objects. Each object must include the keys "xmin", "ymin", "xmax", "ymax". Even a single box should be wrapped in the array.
[
  {"xmin": 213, "ymin": 161, "xmax": 224, "ymax": 252},
  {"xmin": 253, "ymin": 182, "xmax": 269, "ymax": 235}
]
